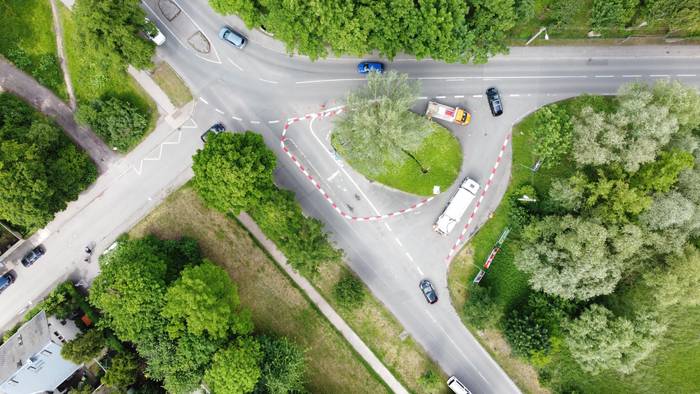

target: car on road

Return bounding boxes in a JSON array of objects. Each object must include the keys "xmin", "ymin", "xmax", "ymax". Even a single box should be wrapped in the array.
[
  {"xmin": 144, "ymin": 18, "xmax": 166, "ymax": 46},
  {"xmin": 201, "ymin": 122, "xmax": 226, "ymax": 142},
  {"xmin": 21, "ymin": 245, "xmax": 45, "ymax": 267},
  {"xmin": 486, "ymin": 87, "xmax": 503, "ymax": 117},
  {"xmin": 419, "ymin": 279, "xmax": 438, "ymax": 304},
  {"xmin": 219, "ymin": 26, "xmax": 247, "ymax": 49},
  {"xmin": 0, "ymin": 272, "xmax": 15, "ymax": 294},
  {"xmin": 357, "ymin": 61, "xmax": 384, "ymax": 74}
]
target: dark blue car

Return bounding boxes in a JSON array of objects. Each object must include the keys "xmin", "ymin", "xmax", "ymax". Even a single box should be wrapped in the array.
[
  {"xmin": 357, "ymin": 61, "xmax": 384, "ymax": 74},
  {"xmin": 0, "ymin": 272, "xmax": 15, "ymax": 294}
]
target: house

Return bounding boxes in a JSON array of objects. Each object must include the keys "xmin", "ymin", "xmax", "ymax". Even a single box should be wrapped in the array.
[{"xmin": 0, "ymin": 310, "xmax": 82, "ymax": 394}]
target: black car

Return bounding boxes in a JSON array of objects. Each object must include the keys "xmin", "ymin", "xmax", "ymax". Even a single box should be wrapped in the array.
[
  {"xmin": 0, "ymin": 272, "xmax": 15, "ymax": 293},
  {"xmin": 419, "ymin": 279, "xmax": 438, "ymax": 304},
  {"xmin": 486, "ymin": 87, "xmax": 503, "ymax": 117},
  {"xmin": 21, "ymin": 245, "xmax": 45, "ymax": 267},
  {"xmin": 201, "ymin": 122, "xmax": 226, "ymax": 142}
]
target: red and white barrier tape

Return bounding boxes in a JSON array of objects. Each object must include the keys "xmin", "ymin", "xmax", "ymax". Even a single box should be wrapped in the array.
[
  {"xmin": 445, "ymin": 134, "xmax": 511, "ymax": 262},
  {"xmin": 280, "ymin": 107, "xmax": 434, "ymax": 222}
]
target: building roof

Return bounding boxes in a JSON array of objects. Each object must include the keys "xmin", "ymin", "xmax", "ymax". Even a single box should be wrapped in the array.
[{"xmin": 0, "ymin": 311, "xmax": 51, "ymax": 383}]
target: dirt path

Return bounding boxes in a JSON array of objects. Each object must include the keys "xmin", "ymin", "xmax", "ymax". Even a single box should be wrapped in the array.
[
  {"xmin": 0, "ymin": 57, "xmax": 116, "ymax": 172},
  {"xmin": 48, "ymin": 0, "xmax": 76, "ymax": 111}
]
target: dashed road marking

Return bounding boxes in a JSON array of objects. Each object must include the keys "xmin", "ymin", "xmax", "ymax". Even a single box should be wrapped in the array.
[
  {"xmin": 259, "ymin": 78, "xmax": 279, "ymax": 84},
  {"xmin": 215, "ymin": 108, "xmax": 224, "ymax": 114},
  {"xmin": 227, "ymin": 57, "xmax": 243, "ymax": 71},
  {"xmin": 677, "ymin": 74, "xmax": 697, "ymax": 77},
  {"xmin": 649, "ymin": 74, "xmax": 670, "ymax": 77},
  {"xmin": 326, "ymin": 170, "xmax": 340, "ymax": 181},
  {"xmin": 622, "ymin": 74, "xmax": 642, "ymax": 78},
  {"xmin": 198, "ymin": 97, "xmax": 209, "ymax": 104},
  {"xmin": 509, "ymin": 94, "xmax": 520, "ymax": 97},
  {"xmin": 231, "ymin": 116, "xmax": 242, "ymax": 121},
  {"xmin": 595, "ymin": 75, "xmax": 615, "ymax": 78},
  {"xmin": 405, "ymin": 252, "xmax": 414, "ymax": 262},
  {"xmin": 416, "ymin": 266, "xmax": 424, "ymax": 275},
  {"xmin": 384, "ymin": 223, "xmax": 393, "ymax": 232},
  {"xmin": 472, "ymin": 94, "xmax": 483, "ymax": 98},
  {"xmin": 435, "ymin": 95, "xmax": 446, "ymax": 99},
  {"xmin": 395, "ymin": 238, "xmax": 403, "ymax": 247},
  {"xmin": 250, "ymin": 120, "xmax": 261, "ymax": 124},
  {"xmin": 296, "ymin": 78, "xmax": 364, "ymax": 84},
  {"xmin": 416, "ymin": 96, "xmax": 428, "ymax": 100},
  {"xmin": 268, "ymin": 120, "xmax": 280, "ymax": 124},
  {"xmin": 454, "ymin": 95, "xmax": 464, "ymax": 98}
]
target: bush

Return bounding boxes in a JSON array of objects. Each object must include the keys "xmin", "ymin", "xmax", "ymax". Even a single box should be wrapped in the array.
[
  {"xmin": 61, "ymin": 329, "xmax": 106, "ymax": 364},
  {"xmin": 463, "ymin": 285, "xmax": 503, "ymax": 329},
  {"xmin": 418, "ymin": 369, "xmax": 443, "ymax": 394},
  {"xmin": 257, "ymin": 335, "xmax": 306, "ymax": 393},
  {"xmin": 503, "ymin": 310, "xmax": 551, "ymax": 357},
  {"xmin": 77, "ymin": 97, "xmax": 148, "ymax": 151},
  {"xmin": 333, "ymin": 272, "xmax": 366, "ymax": 310},
  {"xmin": 591, "ymin": 0, "xmax": 639, "ymax": 29}
]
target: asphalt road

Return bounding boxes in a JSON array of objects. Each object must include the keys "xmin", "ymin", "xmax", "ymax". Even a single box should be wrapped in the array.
[{"xmin": 1, "ymin": 1, "xmax": 699, "ymax": 393}]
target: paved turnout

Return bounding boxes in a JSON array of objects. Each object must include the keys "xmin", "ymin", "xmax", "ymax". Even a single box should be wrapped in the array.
[{"xmin": 1, "ymin": 1, "xmax": 699, "ymax": 393}]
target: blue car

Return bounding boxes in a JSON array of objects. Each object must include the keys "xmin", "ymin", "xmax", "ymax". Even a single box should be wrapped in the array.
[{"xmin": 357, "ymin": 61, "xmax": 384, "ymax": 74}]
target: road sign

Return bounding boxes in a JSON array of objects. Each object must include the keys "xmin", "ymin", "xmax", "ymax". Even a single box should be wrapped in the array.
[{"xmin": 473, "ymin": 270, "xmax": 486, "ymax": 284}]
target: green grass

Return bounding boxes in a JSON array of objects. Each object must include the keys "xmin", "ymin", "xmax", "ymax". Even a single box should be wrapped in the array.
[
  {"xmin": 59, "ymin": 4, "xmax": 157, "ymax": 143},
  {"xmin": 129, "ymin": 187, "xmax": 390, "ymax": 394},
  {"xmin": 151, "ymin": 62, "xmax": 193, "ymax": 107},
  {"xmin": 0, "ymin": 0, "xmax": 67, "ymax": 99},
  {"xmin": 448, "ymin": 95, "xmax": 700, "ymax": 393},
  {"xmin": 337, "ymin": 123, "xmax": 462, "ymax": 196}
]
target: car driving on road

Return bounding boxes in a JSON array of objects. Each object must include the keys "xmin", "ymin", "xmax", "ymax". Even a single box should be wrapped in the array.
[
  {"xmin": 357, "ymin": 61, "xmax": 384, "ymax": 74},
  {"xmin": 0, "ymin": 272, "xmax": 15, "ymax": 294},
  {"xmin": 201, "ymin": 122, "xmax": 226, "ymax": 142},
  {"xmin": 21, "ymin": 245, "xmax": 45, "ymax": 267},
  {"xmin": 219, "ymin": 26, "xmax": 247, "ymax": 49},
  {"xmin": 419, "ymin": 279, "xmax": 438, "ymax": 304},
  {"xmin": 486, "ymin": 87, "xmax": 503, "ymax": 116}
]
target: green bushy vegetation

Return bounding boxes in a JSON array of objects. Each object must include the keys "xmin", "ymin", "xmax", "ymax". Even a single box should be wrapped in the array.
[
  {"xmin": 0, "ymin": 0, "xmax": 67, "ymax": 98},
  {"xmin": 450, "ymin": 80, "xmax": 700, "ymax": 392},
  {"xmin": 0, "ymin": 93, "xmax": 96, "ymax": 235}
]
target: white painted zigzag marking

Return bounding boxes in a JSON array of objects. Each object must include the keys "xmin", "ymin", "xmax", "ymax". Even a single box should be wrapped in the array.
[{"xmin": 131, "ymin": 129, "xmax": 183, "ymax": 176}]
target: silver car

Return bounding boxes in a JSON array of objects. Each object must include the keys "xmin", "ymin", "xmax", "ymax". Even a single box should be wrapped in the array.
[{"xmin": 219, "ymin": 26, "xmax": 247, "ymax": 49}]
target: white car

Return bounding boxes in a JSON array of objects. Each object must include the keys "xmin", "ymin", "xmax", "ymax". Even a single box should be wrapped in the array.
[{"xmin": 144, "ymin": 18, "xmax": 166, "ymax": 46}]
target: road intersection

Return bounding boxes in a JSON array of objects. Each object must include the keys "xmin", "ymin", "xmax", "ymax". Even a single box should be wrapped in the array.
[{"xmin": 1, "ymin": 0, "xmax": 699, "ymax": 392}]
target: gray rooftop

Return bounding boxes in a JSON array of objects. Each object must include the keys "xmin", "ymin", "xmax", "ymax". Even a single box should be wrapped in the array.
[{"xmin": 0, "ymin": 311, "xmax": 51, "ymax": 383}]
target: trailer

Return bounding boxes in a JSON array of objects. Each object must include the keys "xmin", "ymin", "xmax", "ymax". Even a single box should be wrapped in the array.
[{"xmin": 434, "ymin": 178, "xmax": 480, "ymax": 235}]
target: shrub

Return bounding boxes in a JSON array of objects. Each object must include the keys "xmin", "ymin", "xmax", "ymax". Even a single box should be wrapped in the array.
[
  {"xmin": 418, "ymin": 369, "xmax": 443, "ymax": 394},
  {"xmin": 333, "ymin": 272, "xmax": 366, "ymax": 310},
  {"xmin": 77, "ymin": 97, "xmax": 148, "ymax": 151},
  {"xmin": 462, "ymin": 285, "xmax": 502, "ymax": 329}
]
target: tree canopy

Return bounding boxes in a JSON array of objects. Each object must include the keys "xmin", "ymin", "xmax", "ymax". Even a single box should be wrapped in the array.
[
  {"xmin": 208, "ymin": 0, "xmax": 515, "ymax": 63},
  {"xmin": 204, "ymin": 337, "xmax": 262, "ymax": 394}
]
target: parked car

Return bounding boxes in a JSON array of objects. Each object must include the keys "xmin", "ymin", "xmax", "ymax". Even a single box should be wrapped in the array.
[
  {"xmin": 201, "ymin": 122, "xmax": 226, "ymax": 142},
  {"xmin": 21, "ymin": 245, "xmax": 45, "ymax": 267},
  {"xmin": 357, "ymin": 61, "xmax": 384, "ymax": 74},
  {"xmin": 144, "ymin": 18, "xmax": 166, "ymax": 46},
  {"xmin": 219, "ymin": 26, "xmax": 247, "ymax": 49},
  {"xmin": 0, "ymin": 272, "xmax": 15, "ymax": 293},
  {"xmin": 419, "ymin": 279, "xmax": 438, "ymax": 304},
  {"xmin": 486, "ymin": 87, "xmax": 503, "ymax": 117}
]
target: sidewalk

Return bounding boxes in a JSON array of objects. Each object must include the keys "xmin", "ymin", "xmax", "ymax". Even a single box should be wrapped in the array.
[
  {"xmin": 0, "ymin": 57, "xmax": 116, "ymax": 172},
  {"xmin": 236, "ymin": 213, "xmax": 409, "ymax": 394}
]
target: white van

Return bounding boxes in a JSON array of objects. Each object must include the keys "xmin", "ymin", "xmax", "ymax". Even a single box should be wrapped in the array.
[{"xmin": 447, "ymin": 376, "xmax": 472, "ymax": 394}]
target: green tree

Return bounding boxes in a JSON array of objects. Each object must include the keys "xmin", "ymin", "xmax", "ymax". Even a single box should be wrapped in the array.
[
  {"xmin": 61, "ymin": 329, "xmax": 106, "ymax": 364},
  {"xmin": 516, "ymin": 215, "xmax": 637, "ymax": 300},
  {"xmin": 643, "ymin": 246, "xmax": 700, "ymax": 309},
  {"xmin": 192, "ymin": 132, "xmax": 276, "ymax": 215},
  {"xmin": 74, "ymin": 0, "xmax": 155, "ymax": 69},
  {"xmin": 77, "ymin": 97, "xmax": 149, "ymax": 151},
  {"xmin": 639, "ymin": 191, "xmax": 695, "ymax": 231},
  {"xmin": 162, "ymin": 260, "xmax": 253, "ymax": 339},
  {"xmin": 527, "ymin": 104, "xmax": 573, "ymax": 168},
  {"xmin": 333, "ymin": 272, "xmax": 366, "ymax": 310},
  {"xmin": 462, "ymin": 285, "xmax": 502, "ymax": 329},
  {"xmin": 647, "ymin": 0, "xmax": 700, "ymax": 35},
  {"xmin": 590, "ymin": 0, "xmax": 639, "ymax": 29},
  {"xmin": 205, "ymin": 337, "xmax": 263, "ymax": 394},
  {"xmin": 632, "ymin": 150, "xmax": 694, "ymax": 193},
  {"xmin": 89, "ymin": 238, "xmax": 168, "ymax": 343},
  {"xmin": 332, "ymin": 71, "xmax": 431, "ymax": 176},
  {"xmin": 256, "ymin": 335, "xmax": 306, "ymax": 394},
  {"xmin": 565, "ymin": 305, "xmax": 665, "ymax": 375},
  {"xmin": 103, "ymin": 352, "xmax": 139, "ymax": 391}
]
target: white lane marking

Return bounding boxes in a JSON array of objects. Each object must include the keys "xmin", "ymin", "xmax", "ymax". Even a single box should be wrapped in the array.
[
  {"xmin": 677, "ymin": 74, "xmax": 697, "ymax": 77},
  {"xmin": 308, "ymin": 118, "xmax": 383, "ymax": 216},
  {"xmin": 326, "ymin": 170, "xmax": 340, "ymax": 181},
  {"xmin": 594, "ymin": 75, "xmax": 615, "ymax": 78},
  {"xmin": 472, "ymin": 94, "xmax": 483, "ymax": 98},
  {"xmin": 395, "ymin": 238, "xmax": 403, "ymax": 247},
  {"xmin": 259, "ymin": 78, "xmax": 279, "ymax": 84},
  {"xmin": 622, "ymin": 74, "xmax": 642, "ymax": 78},
  {"xmin": 268, "ymin": 120, "xmax": 280, "ymax": 124},
  {"xmin": 405, "ymin": 252, "xmax": 414, "ymax": 262},
  {"xmin": 454, "ymin": 95, "xmax": 464, "ymax": 98},
  {"xmin": 416, "ymin": 266, "xmax": 424, "ymax": 275},
  {"xmin": 227, "ymin": 57, "xmax": 243, "ymax": 71},
  {"xmin": 435, "ymin": 95, "xmax": 446, "ymax": 99},
  {"xmin": 231, "ymin": 116, "xmax": 242, "ymax": 121},
  {"xmin": 649, "ymin": 74, "xmax": 670, "ymax": 77},
  {"xmin": 215, "ymin": 108, "xmax": 224, "ymax": 114},
  {"xmin": 296, "ymin": 78, "xmax": 365, "ymax": 84},
  {"xmin": 250, "ymin": 120, "xmax": 261, "ymax": 124},
  {"xmin": 509, "ymin": 94, "xmax": 520, "ymax": 97},
  {"xmin": 384, "ymin": 223, "xmax": 393, "ymax": 232},
  {"xmin": 416, "ymin": 96, "xmax": 428, "ymax": 100},
  {"xmin": 198, "ymin": 97, "xmax": 209, "ymax": 104}
]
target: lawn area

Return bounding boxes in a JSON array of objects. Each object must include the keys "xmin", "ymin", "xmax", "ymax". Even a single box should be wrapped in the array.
[
  {"xmin": 448, "ymin": 95, "xmax": 700, "ymax": 393},
  {"xmin": 129, "ymin": 187, "xmax": 389, "ymax": 394},
  {"xmin": 0, "ymin": 0, "xmax": 66, "ymax": 99},
  {"xmin": 337, "ymin": 123, "xmax": 462, "ymax": 196},
  {"xmin": 151, "ymin": 61, "xmax": 193, "ymax": 107},
  {"xmin": 59, "ymin": 4, "xmax": 157, "ymax": 146}
]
